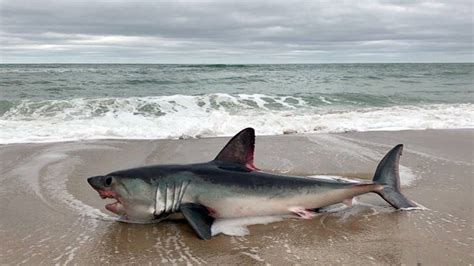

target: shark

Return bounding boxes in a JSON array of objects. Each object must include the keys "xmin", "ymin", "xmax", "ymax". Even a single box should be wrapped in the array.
[{"xmin": 87, "ymin": 128, "xmax": 417, "ymax": 240}]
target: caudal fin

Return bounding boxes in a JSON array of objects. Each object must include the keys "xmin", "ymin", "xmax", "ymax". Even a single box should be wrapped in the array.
[{"xmin": 373, "ymin": 144, "xmax": 417, "ymax": 209}]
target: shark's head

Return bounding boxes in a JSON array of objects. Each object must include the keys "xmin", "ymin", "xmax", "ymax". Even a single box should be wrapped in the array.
[{"xmin": 87, "ymin": 175, "xmax": 157, "ymax": 222}]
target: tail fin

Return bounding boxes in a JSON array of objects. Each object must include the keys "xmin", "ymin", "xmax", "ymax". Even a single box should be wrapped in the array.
[{"xmin": 373, "ymin": 144, "xmax": 417, "ymax": 209}]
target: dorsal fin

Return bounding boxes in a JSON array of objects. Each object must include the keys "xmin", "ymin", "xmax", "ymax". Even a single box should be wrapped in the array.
[{"xmin": 214, "ymin": 128, "xmax": 259, "ymax": 171}]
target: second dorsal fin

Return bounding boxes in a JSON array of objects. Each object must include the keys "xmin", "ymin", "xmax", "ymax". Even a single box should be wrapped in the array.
[{"xmin": 214, "ymin": 128, "xmax": 259, "ymax": 171}]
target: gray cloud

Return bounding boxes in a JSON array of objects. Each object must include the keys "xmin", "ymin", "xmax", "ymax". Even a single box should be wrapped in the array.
[{"xmin": 0, "ymin": 0, "xmax": 472, "ymax": 63}]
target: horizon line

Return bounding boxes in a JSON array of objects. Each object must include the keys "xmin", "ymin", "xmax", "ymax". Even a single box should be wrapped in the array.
[{"xmin": 1, "ymin": 62, "xmax": 473, "ymax": 65}]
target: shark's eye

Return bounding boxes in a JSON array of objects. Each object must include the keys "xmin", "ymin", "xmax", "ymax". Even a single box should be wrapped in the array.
[{"xmin": 104, "ymin": 176, "xmax": 112, "ymax": 186}]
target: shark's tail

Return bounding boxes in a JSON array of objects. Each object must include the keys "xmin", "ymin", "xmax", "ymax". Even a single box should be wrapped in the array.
[{"xmin": 372, "ymin": 144, "xmax": 417, "ymax": 209}]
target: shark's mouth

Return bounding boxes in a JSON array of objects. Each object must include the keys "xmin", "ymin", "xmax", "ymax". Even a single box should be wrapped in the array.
[{"xmin": 97, "ymin": 190, "xmax": 125, "ymax": 215}]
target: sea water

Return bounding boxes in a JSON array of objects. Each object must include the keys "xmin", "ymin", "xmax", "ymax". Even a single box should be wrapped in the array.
[{"xmin": 0, "ymin": 63, "xmax": 472, "ymax": 143}]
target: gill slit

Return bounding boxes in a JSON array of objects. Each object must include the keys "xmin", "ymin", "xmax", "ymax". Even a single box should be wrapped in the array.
[
  {"xmin": 165, "ymin": 186, "xmax": 172, "ymax": 213},
  {"xmin": 171, "ymin": 183, "xmax": 176, "ymax": 212},
  {"xmin": 171, "ymin": 181, "xmax": 190, "ymax": 213},
  {"xmin": 153, "ymin": 185, "xmax": 158, "ymax": 216},
  {"xmin": 159, "ymin": 181, "xmax": 191, "ymax": 215},
  {"xmin": 173, "ymin": 182, "xmax": 182, "ymax": 212},
  {"xmin": 163, "ymin": 185, "xmax": 167, "ymax": 213},
  {"xmin": 178, "ymin": 181, "xmax": 190, "ymax": 207}
]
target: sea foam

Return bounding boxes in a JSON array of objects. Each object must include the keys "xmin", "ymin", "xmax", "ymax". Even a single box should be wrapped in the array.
[{"xmin": 0, "ymin": 94, "xmax": 472, "ymax": 144}]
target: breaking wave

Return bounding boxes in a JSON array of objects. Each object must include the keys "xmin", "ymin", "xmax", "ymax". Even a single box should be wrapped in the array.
[{"xmin": 0, "ymin": 94, "xmax": 473, "ymax": 144}]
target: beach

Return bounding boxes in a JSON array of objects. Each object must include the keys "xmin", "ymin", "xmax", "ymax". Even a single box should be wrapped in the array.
[
  {"xmin": 2, "ymin": 0, "xmax": 473, "ymax": 264},
  {"xmin": 1, "ymin": 129, "xmax": 472, "ymax": 265}
]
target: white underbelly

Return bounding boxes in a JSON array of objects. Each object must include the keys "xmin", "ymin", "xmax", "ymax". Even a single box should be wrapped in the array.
[{"xmin": 201, "ymin": 192, "xmax": 346, "ymax": 218}]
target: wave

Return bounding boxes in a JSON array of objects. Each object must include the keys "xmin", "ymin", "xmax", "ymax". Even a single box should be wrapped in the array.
[{"xmin": 0, "ymin": 94, "xmax": 473, "ymax": 144}]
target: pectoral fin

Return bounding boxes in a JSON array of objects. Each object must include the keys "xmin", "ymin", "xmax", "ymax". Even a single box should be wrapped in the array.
[{"xmin": 180, "ymin": 203, "xmax": 214, "ymax": 240}]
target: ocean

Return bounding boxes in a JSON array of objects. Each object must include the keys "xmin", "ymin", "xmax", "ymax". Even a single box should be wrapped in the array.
[{"xmin": 0, "ymin": 63, "xmax": 472, "ymax": 144}]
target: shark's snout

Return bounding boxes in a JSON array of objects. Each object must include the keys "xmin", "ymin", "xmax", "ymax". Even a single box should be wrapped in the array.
[{"xmin": 87, "ymin": 175, "xmax": 104, "ymax": 189}]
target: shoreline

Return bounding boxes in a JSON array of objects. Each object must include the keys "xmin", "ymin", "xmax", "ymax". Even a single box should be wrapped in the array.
[
  {"xmin": 1, "ymin": 126, "xmax": 473, "ymax": 146},
  {"xmin": 0, "ymin": 129, "xmax": 473, "ymax": 264}
]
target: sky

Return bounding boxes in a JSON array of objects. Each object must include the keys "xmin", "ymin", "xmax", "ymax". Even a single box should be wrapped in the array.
[{"xmin": 0, "ymin": 0, "xmax": 472, "ymax": 64}]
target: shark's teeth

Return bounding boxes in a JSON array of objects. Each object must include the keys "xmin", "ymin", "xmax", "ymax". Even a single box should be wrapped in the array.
[{"xmin": 97, "ymin": 190, "xmax": 117, "ymax": 200}]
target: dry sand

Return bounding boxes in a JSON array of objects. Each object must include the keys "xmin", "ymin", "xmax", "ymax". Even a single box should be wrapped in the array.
[{"xmin": 0, "ymin": 129, "xmax": 473, "ymax": 265}]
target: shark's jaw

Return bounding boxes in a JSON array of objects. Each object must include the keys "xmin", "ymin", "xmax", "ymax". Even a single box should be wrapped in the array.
[{"xmin": 96, "ymin": 189, "xmax": 126, "ymax": 215}]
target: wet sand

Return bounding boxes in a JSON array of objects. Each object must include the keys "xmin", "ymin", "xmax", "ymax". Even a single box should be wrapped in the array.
[{"xmin": 0, "ymin": 129, "xmax": 473, "ymax": 265}]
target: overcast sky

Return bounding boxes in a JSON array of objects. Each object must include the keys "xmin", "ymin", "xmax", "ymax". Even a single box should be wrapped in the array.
[{"xmin": 1, "ymin": 0, "xmax": 472, "ymax": 63}]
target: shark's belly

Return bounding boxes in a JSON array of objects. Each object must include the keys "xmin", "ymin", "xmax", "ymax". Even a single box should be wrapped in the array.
[
  {"xmin": 199, "ymin": 193, "xmax": 337, "ymax": 218},
  {"xmin": 187, "ymin": 183, "xmax": 374, "ymax": 218}
]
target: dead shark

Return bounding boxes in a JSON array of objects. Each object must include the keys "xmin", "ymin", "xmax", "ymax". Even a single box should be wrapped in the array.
[{"xmin": 87, "ymin": 128, "xmax": 417, "ymax": 240}]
